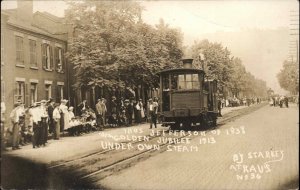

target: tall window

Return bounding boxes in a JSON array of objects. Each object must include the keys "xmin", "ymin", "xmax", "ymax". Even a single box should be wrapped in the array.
[
  {"xmin": 30, "ymin": 83, "xmax": 38, "ymax": 104},
  {"xmin": 178, "ymin": 74, "xmax": 200, "ymax": 90},
  {"xmin": 54, "ymin": 47, "xmax": 64, "ymax": 72},
  {"xmin": 41, "ymin": 43, "xmax": 53, "ymax": 70},
  {"xmin": 57, "ymin": 85, "xmax": 64, "ymax": 101},
  {"xmin": 15, "ymin": 81, "xmax": 25, "ymax": 104},
  {"xmin": 16, "ymin": 36, "xmax": 24, "ymax": 64},
  {"xmin": 45, "ymin": 84, "xmax": 52, "ymax": 100},
  {"xmin": 29, "ymin": 40, "xmax": 37, "ymax": 67}
]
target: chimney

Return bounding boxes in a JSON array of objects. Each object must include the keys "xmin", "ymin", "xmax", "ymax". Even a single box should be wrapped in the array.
[
  {"xmin": 182, "ymin": 59, "xmax": 193, "ymax": 69},
  {"xmin": 17, "ymin": 0, "xmax": 33, "ymax": 22}
]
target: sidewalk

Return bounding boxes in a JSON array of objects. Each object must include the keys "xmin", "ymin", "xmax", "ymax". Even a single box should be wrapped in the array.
[{"xmin": 222, "ymin": 105, "xmax": 248, "ymax": 115}]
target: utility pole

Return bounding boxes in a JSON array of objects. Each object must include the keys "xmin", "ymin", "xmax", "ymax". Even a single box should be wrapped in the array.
[{"xmin": 289, "ymin": 10, "xmax": 299, "ymax": 63}]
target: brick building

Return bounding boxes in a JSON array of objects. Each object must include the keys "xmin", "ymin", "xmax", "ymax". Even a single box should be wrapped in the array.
[{"xmin": 1, "ymin": 1, "xmax": 69, "ymax": 119}]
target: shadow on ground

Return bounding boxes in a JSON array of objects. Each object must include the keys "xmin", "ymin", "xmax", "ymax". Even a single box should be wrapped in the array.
[{"xmin": 1, "ymin": 154, "xmax": 105, "ymax": 189}]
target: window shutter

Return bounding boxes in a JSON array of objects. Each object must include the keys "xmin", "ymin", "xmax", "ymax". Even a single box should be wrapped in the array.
[
  {"xmin": 50, "ymin": 46, "xmax": 53, "ymax": 70},
  {"xmin": 35, "ymin": 84, "xmax": 38, "ymax": 102},
  {"xmin": 54, "ymin": 47, "xmax": 58, "ymax": 71},
  {"xmin": 25, "ymin": 83, "xmax": 29, "ymax": 107},
  {"xmin": 21, "ymin": 38, "xmax": 24, "ymax": 63},
  {"xmin": 62, "ymin": 48, "xmax": 65, "ymax": 72},
  {"xmin": 15, "ymin": 37, "xmax": 19, "ymax": 61},
  {"xmin": 41, "ymin": 44, "xmax": 46, "ymax": 68},
  {"xmin": 14, "ymin": 82, "xmax": 18, "ymax": 104},
  {"xmin": 56, "ymin": 85, "xmax": 60, "ymax": 103}
]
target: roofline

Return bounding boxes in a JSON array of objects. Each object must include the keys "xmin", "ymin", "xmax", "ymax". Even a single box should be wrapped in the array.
[
  {"xmin": 157, "ymin": 68, "xmax": 205, "ymax": 75},
  {"xmin": 7, "ymin": 22, "xmax": 67, "ymax": 43},
  {"xmin": 34, "ymin": 11, "xmax": 64, "ymax": 23}
]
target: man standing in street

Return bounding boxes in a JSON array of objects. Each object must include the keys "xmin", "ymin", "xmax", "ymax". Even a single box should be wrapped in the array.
[
  {"xmin": 284, "ymin": 96, "xmax": 289, "ymax": 108},
  {"xmin": 47, "ymin": 98, "xmax": 55, "ymax": 135},
  {"xmin": 126, "ymin": 99, "xmax": 133, "ymax": 126},
  {"xmin": 9, "ymin": 101, "xmax": 23, "ymax": 150},
  {"xmin": 52, "ymin": 103, "xmax": 61, "ymax": 140},
  {"xmin": 149, "ymin": 98, "xmax": 158, "ymax": 129},
  {"xmin": 217, "ymin": 98, "xmax": 222, "ymax": 117},
  {"xmin": 32, "ymin": 102, "xmax": 41, "ymax": 148},
  {"xmin": 100, "ymin": 98, "xmax": 107, "ymax": 127},
  {"xmin": 96, "ymin": 99, "xmax": 104, "ymax": 130},
  {"xmin": 40, "ymin": 100, "xmax": 49, "ymax": 146},
  {"xmin": 135, "ymin": 99, "xmax": 143, "ymax": 124}
]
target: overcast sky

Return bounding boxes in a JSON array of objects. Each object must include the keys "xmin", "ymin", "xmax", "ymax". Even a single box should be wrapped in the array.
[{"xmin": 2, "ymin": 0, "xmax": 299, "ymax": 94}]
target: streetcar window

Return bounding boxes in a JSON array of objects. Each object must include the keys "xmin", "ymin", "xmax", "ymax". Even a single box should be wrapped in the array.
[
  {"xmin": 177, "ymin": 74, "xmax": 200, "ymax": 90},
  {"xmin": 192, "ymin": 74, "xmax": 200, "ymax": 89},
  {"xmin": 162, "ymin": 75, "xmax": 170, "ymax": 91},
  {"xmin": 171, "ymin": 74, "xmax": 178, "ymax": 89},
  {"xmin": 178, "ymin": 74, "xmax": 185, "ymax": 89},
  {"xmin": 186, "ymin": 74, "xmax": 192, "ymax": 89}
]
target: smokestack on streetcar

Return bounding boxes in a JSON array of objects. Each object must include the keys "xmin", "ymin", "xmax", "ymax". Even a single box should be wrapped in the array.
[
  {"xmin": 182, "ymin": 58, "xmax": 194, "ymax": 69},
  {"xmin": 157, "ymin": 58, "xmax": 219, "ymax": 130}
]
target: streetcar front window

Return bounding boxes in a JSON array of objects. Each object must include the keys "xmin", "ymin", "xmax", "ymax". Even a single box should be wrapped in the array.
[
  {"xmin": 171, "ymin": 74, "xmax": 178, "ymax": 89},
  {"xmin": 177, "ymin": 74, "xmax": 200, "ymax": 90},
  {"xmin": 192, "ymin": 74, "xmax": 200, "ymax": 89},
  {"xmin": 178, "ymin": 74, "xmax": 185, "ymax": 89},
  {"xmin": 186, "ymin": 74, "xmax": 192, "ymax": 89}
]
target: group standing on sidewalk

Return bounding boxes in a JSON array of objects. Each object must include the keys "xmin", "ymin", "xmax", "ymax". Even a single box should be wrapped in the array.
[{"xmin": 1, "ymin": 95, "xmax": 161, "ymax": 151}]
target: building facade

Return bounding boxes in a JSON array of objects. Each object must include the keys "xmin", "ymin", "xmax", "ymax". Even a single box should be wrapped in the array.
[{"xmin": 1, "ymin": 1, "xmax": 69, "ymax": 119}]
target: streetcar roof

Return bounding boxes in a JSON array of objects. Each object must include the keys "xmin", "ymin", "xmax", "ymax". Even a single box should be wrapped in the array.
[
  {"xmin": 157, "ymin": 68, "xmax": 205, "ymax": 75},
  {"xmin": 205, "ymin": 79, "xmax": 217, "ymax": 82}
]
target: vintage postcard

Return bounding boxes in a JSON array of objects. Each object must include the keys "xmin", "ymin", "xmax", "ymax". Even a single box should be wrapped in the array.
[{"xmin": 1, "ymin": 0, "xmax": 299, "ymax": 189}]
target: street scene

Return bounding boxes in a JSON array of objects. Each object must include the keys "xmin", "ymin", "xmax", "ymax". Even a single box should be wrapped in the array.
[{"xmin": 1, "ymin": 0, "xmax": 299, "ymax": 189}]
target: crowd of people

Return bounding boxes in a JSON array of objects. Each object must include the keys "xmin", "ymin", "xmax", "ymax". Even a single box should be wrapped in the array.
[
  {"xmin": 1, "ymin": 98, "xmax": 77, "ymax": 150},
  {"xmin": 102, "ymin": 96, "xmax": 159, "ymax": 129},
  {"xmin": 0, "ymin": 96, "xmax": 160, "ymax": 151},
  {"xmin": 218, "ymin": 96, "xmax": 263, "ymax": 108},
  {"xmin": 269, "ymin": 96, "xmax": 289, "ymax": 108}
]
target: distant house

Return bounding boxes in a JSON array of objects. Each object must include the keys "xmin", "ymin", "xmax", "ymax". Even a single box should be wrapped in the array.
[{"xmin": 1, "ymin": 1, "xmax": 69, "ymax": 118}]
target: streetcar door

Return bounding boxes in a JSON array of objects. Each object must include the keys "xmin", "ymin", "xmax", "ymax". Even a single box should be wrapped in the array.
[{"xmin": 162, "ymin": 74, "xmax": 170, "ymax": 111}]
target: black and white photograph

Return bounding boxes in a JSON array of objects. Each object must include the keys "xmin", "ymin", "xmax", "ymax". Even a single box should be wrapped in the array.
[{"xmin": 1, "ymin": 0, "xmax": 299, "ymax": 189}]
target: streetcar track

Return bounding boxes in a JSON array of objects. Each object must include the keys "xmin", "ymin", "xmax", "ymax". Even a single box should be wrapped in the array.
[
  {"xmin": 48, "ymin": 130, "xmax": 168, "ymax": 169},
  {"xmin": 77, "ymin": 103, "xmax": 267, "ymax": 180},
  {"xmin": 48, "ymin": 103, "xmax": 266, "ymax": 183},
  {"xmin": 80, "ymin": 133, "xmax": 190, "ymax": 179}
]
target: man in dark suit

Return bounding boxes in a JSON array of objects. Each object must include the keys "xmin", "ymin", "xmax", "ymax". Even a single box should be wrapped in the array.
[
  {"xmin": 125, "ymin": 99, "xmax": 133, "ymax": 126},
  {"xmin": 47, "ymin": 98, "xmax": 55, "ymax": 134},
  {"xmin": 217, "ymin": 98, "xmax": 222, "ymax": 117}
]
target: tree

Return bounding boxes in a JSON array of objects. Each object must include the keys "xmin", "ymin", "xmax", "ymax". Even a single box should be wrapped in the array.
[
  {"xmin": 277, "ymin": 60, "xmax": 299, "ymax": 95},
  {"xmin": 188, "ymin": 39, "xmax": 268, "ymax": 98},
  {"xmin": 189, "ymin": 40, "xmax": 234, "ymax": 91},
  {"xmin": 65, "ymin": 1, "xmax": 183, "ymax": 91}
]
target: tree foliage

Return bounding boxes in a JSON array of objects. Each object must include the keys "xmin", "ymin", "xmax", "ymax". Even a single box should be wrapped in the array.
[
  {"xmin": 277, "ymin": 60, "xmax": 299, "ymax": 94},
  {"xmin": 188, "ymin": 40, "xmax": 268, "ymax": 97},
  {"xmin": 65, "ymin": 1, "xmax": 183, "ymax": 90}
]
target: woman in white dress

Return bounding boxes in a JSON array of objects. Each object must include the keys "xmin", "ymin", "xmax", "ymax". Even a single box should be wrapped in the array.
[{"xmin": 60, "ymin": 99, "xmax": 69, "ymax": 131}]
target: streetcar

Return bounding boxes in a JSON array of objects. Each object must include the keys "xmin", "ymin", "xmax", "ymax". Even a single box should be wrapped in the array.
[{"xmin": 157, "ymin": 58, "xmax": 218, "ymax": 130}]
